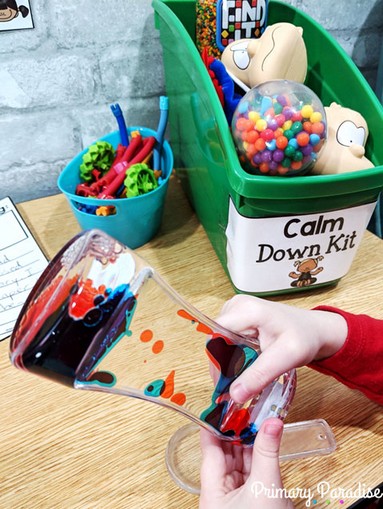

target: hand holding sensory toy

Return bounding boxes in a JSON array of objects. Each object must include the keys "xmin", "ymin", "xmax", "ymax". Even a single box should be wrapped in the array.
[
  {"xmin": 231, "ymin": 79, "xmax": 327, "ymax": 176},
  {"xmin": 10, "ymin": 229, "xmax": 297, "ymax": 446}
]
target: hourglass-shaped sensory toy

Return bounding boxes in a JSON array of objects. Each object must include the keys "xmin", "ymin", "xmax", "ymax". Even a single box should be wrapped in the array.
[{"xmin": 10, "ymin": 229, "xmax": 335, "ymax": 493}]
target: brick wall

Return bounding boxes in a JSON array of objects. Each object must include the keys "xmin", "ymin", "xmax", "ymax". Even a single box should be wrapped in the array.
[{"xmin": 1, "ymin": 0, "xmax": 382, "ymax": 202}]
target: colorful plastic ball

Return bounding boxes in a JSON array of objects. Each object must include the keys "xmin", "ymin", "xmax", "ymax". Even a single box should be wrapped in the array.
[
  {"xmin": 261, "ymin": 128, "xmax": 275, "ymax": 141},
  {"xmin": 276, "ymin": 136, "xmax": 288, "ymax": 149},
  {"xmin": 231, "ymin": 80, "xmax": 327, "ymax": 176},
  {"xmin": 284, "ymin": 145, "xmax": 296, "ymax": 158},
  {"xmin": 246, "ymin": 130, "xmax": 259, "ymax": 144},
  {"xmin": 296, "ymin": 132, "xmax": 310, "ymax": 146}
]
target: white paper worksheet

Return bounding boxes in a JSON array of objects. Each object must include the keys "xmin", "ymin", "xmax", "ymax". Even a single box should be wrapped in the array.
[{"xmin": 0, "ymin": 197, "xmax": 48, "ymax": 341}]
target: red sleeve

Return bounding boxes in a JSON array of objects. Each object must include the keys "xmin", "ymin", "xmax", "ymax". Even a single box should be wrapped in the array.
[{"xmin": 308, "ymin": 305, "xmax": 383, "ymax": 405}]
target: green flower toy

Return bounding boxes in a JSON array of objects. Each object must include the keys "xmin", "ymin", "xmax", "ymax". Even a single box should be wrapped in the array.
[
  {"xmin": 124, "ymin": 163, "xmax": 159, "ymax": 198},
  {"xmin": 79, "ymin": 141, "xmax": 116, "ymax": 182}
]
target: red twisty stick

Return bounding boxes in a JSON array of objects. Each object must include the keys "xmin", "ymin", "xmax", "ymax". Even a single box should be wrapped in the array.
[
  {"xmin": 98, "ymin": 136, "xmax": 156, "ymax": 198},
  {"xmin": 75, "ymin": 142, "xmax": 132, "ymax": 197},
  {"xmin": 89, "ymin": 135, "xmax": 144, "ymax": 194},
  {"xmin": 113, "ymin": 143, "xmax": 127, "ymax": 165}
]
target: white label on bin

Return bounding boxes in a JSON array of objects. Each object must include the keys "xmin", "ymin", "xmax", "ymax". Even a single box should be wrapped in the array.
[{"xmin": 225, "ymin": 198, "xmax": 376, "ymax": 293}]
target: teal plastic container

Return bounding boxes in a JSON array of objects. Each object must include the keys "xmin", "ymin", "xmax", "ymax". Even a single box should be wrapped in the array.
[
  {"xmin": 153, "ymin": 0, "xmax": 383, "ymax": 295},
  {"xmin": 58, "ymin": 127, "xmax": 173, "ymax": 249}
]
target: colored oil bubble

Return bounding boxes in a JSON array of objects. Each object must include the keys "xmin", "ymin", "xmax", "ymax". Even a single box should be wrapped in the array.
[
  {"xmin": 144, "ymin": 370, "xmax": 186, "ymax": 406},
  {"xmin": 140, "ymin": 329, "xmax": 153, "ymax": 342},
  {"xmin": 152, "ymin": 340, "xmax": 164, "ymax": 354}
]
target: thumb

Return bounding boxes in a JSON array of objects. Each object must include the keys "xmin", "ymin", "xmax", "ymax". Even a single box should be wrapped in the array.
[
  {"xmin": 230, "ymin": 341, "xmax": 298, "ymax": 404},
  {"xmin": 249, "ymin": 418, "xmax": 285, "ymax": 496}
]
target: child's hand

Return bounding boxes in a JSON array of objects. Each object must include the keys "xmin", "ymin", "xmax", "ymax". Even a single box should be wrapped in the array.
[
  {"xmin": 216, "ymin": 295, "xmax": 348, "ymax": 404},
  {"xmin": 199, "ymin": 417, "xmax": 294, "ymax": 509}
]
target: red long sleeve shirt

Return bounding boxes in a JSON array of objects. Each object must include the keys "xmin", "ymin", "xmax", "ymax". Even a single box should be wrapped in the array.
[{"xmin": 309, "ymin": 306, "xmax": 383, "ymax": 405}]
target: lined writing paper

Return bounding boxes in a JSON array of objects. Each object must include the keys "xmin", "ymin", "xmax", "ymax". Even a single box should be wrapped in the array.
[{"xmin": 0, "ymin": 197, "xmax": 48, "ymax": 341}]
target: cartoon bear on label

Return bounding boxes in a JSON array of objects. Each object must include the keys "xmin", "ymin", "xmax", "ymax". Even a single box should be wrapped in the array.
[{"xmin": 289, "ymin": 256, "xmax": 324, "ymax": 287}]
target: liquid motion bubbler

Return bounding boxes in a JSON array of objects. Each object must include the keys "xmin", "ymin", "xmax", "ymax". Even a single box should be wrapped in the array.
[
  {"xmin": 196, "ymin": 0, "xmax": 269, "ymax": 56},
  {"xmin": 10, "ymin": 229, "xmax": 337, "ymax": 494}
]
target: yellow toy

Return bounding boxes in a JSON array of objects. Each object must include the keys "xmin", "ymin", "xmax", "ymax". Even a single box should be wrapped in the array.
[
  {"xmin": 311, "ymin": 102, "xmax": 374, "ymax": 175},
  {"xmin": 220, "ymin": 22, "xmax": 307, "ymax": 90}
]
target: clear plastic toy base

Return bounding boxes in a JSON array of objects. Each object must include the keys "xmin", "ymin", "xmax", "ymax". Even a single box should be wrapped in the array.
[{"xmin": 166, "ymin": 419, "xmax": 337, "ymax": 495}]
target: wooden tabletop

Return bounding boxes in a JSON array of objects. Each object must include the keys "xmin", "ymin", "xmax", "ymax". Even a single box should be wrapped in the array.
[{"xmin": 1, "ymin": 176, "xmax": 382, "ymax": 509}]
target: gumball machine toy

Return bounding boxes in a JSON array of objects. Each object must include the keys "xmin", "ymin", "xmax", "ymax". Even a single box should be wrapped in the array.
[{"xmin": 231, "ymin": 79, "xmax": 327, "ymax": 176}]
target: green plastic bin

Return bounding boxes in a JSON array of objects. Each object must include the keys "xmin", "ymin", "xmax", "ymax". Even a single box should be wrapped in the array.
[{"xmin": 153, "ymin": 0, "xmax": 383, "ymax": 295}]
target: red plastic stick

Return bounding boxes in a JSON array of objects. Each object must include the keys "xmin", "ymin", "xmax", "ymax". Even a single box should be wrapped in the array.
[
  {"xmin": 89, "ymin": 135, "xmax": 144, "ymax": 194},
  {"xmin": 98, "ymin": 136, "xmax": 156, "ymax": 198}
]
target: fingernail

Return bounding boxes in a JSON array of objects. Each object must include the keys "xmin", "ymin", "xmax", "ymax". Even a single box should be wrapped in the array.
[
  {"xmin": 230, "ymin": 383, "xmax": 248, "ymax": 403},
  {"xmin": 264, "ymin": 422, "xmax": 283, "ymax": 439}
]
